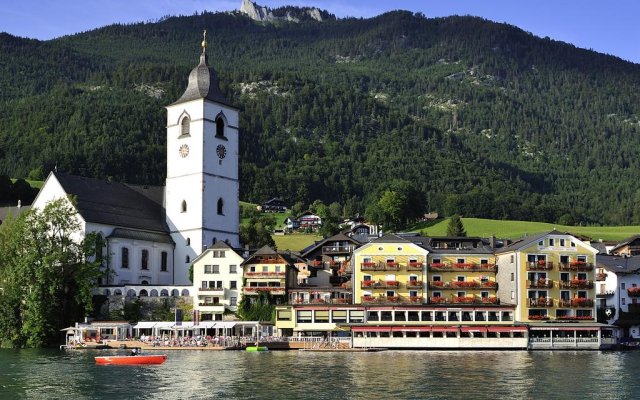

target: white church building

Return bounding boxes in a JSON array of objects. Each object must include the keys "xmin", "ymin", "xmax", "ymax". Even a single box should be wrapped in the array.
[{"xmin": 32, "ymin": 35, "xmax": 240, "ymax": 291}]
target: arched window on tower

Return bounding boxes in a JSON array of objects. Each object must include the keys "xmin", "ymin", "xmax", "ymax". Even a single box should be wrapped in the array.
[
  {"xmin": 181, "ymin": 116, "xmax": 190, "ymax": 137},
  {"xmin": 186, "ymin": 255, "xmax": 191, "ymax": 263},
  {"xmin": 217, "ymin": 198, "xmax": 224, "ymax": 215},
  {"xmin": 186, "ymin": 237, "xmax": 191, "ymax": 246},
  {"xmin": 215, "ymin": 116, "xmax": 225, "ymax": 138},
  {"xmin": 181, "ymin": 200, "xmax": 187, "ymax": 213}
]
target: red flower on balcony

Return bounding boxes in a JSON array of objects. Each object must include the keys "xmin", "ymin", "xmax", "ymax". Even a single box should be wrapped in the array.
[
  {"xmin": 529, "ymin": 315, "xmax": 550, "ymax": 320},
  {"xmin": 386, "ymin": 280, "xmax": 399, "ymax": 287},
  {"xmin": 430, "ymin": 296, "xmax": 446, "ymax": 304},
  {"xmin": 409, "ymin": 296, "xmax": 423, "ymax": 303},
  {"xmin": 362, "ymin": 295, "xmax": 374, "ymax": 302},
  {"xmin": 570, "ymin": 261, "xmax": 586, "ymax": 266},
  {"xmin": 431, "ymin": 280, "xmax": 444, "ymax": 287},
  {"xmin": 430, "ymin": 262, "xmax": 446, "ymax": 268},
  {"xmin": 537, "ymin": 260, "xmax": 547, "ymax": 266}
]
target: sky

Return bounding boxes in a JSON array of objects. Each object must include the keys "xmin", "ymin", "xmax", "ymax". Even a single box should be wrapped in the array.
[{"xmin": 1, "ymin": 0, "xmax": 639, "ymax": 64}]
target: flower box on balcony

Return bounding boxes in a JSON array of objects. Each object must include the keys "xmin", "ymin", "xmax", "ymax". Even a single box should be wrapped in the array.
[
  {"xmin": 528, "ymin": 315, "xmax": 550, "ymax": 320},
  {"xmin": 407, "ymin": 280, "xmax": 422, "ymax": 287},
  {"xmin": 628, "ymin": 287, "xmax": 640, "ymax": 297},
  {"xmin": 409, "ymin": 296, "xmax": 423, "ymax": 303},
  {"xmin": 430, "ymin": 280, "xmax": 444, "ymax": 287},
  {"xmin": 362, "ymin": 296, "xmax": 374, "ymax": 302},
  {"xmin": 408, "ymin": 262, "xmax": 423, "ymax": 269},
  {"xmin": 361, "ymin": 262, "xmax": 376, "ymax": 267},
  {"xmin": 429, "ymin": 263, "xmax": 446, "ymax": 269},
  {"xmin": 430, "ymin": 297, "xmax": 447, "ymax": 304},
  {"xmin": 387, "ymin": 296, "xmax": 400, "ymax": 302},
  {"xmin": 537, "ymin": 260, "xmax": 547, "ymax": 266},
  {"xmin": 386, "ymin": 281, "xmax": 399, "ymax": 287},
  {"xmin": 481, "ymin": 297, "xmax": 498, "ymax": 304}
]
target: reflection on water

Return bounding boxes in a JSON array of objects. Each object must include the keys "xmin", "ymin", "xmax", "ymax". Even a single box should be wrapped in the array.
[{"xmin": 0, "ymin": 349, "xmax": 638, "ymax": 399}]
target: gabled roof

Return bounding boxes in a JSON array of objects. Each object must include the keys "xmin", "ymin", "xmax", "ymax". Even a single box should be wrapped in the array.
[
  {"xmin": 0, "ymin": 204, "xmax": 31, "ymax": 224},
  {"xmin": 262, "ymin": 198, "xmax": 285, "ymax": 205},
  {"xmin": 370, "ymin": 233, "xmax": 413, "ymax": 244},
  {"xmin": 300, "ymin": 232, "xmax": 360, "ymax": 257},
  {"xmin": 191, "ymin": 240, "xmax": 244, "ymax": 264},
  {"xmin": 54, "ymin": 172, "xmax": 167, "ymax": 233},
  {"xmin": 611, "ymin": 235, "xmax": 640, "ymax": 254}
]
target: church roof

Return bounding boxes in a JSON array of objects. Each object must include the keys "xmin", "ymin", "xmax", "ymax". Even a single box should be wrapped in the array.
[
  {"xmin": 54, "ymin": 172, "xmax": 167, "ymax": 233},
  {"xmin": 170, "ymin": 35, "xmax": 235, "ymax": 108},
  {"xmin": 107, "ymin": 228, "xmax": 173, "ymax": 244}
]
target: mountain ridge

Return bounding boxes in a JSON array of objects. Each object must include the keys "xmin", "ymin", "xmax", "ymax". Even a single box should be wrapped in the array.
[{"xmin": 0, "ymin": 10, "xmax": 639, "ymax": 226}]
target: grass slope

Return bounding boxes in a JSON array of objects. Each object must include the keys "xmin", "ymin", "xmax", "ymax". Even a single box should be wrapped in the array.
[
  {"xmin": 273, "ymin": 234, "xmax": 322, "ymax": 252},
  {"xmin": 417, "ymin": 218, "xmax": 640, "ymax": 241}
]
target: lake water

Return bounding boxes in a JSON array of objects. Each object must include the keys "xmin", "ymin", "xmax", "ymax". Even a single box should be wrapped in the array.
[{"xmin": 0, "ymin": 349, "xmax": 638, "ymax": 399}]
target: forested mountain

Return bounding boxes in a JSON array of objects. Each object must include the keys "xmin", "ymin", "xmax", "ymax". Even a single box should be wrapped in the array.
[{"xmin": 1, "ymin": 10, "xmax": 640, "ymax": 225}]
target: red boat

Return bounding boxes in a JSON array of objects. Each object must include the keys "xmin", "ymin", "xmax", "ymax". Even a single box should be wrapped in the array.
[{"xmin": 95, "ymin": 354, "xmax": 167, "ymax": 365}]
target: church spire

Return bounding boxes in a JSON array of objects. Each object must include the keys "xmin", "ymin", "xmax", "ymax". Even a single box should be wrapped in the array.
[{"xmin": 201, "ymin": 29, "xmax": 207, "ymax": 54}]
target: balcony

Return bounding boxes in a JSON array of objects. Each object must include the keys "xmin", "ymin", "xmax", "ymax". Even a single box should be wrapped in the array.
[
  {"xmin": 293, "ymin": 297, "xmax": 352, "ymax": 305},
  {"xmin": 428, "ymin": 281, "xmax": 496, "ymax": 290},
  {"xmin": 407, "ymin": 262, "xmax": 425, "ymax": 271},
  {"xmin": 570, "ymin": 298, "xmax": 594, "ymax": 307},
  {"xmin": 428, "ymin": 263, "xmax": 497, "ymax": 272},
  {"xmin": 559, "ymin": 279, "xmax": 593, "ymax": 289},
  {"xmin": 197, "ymin": 303, "xmax": 225, "ymax": 312},
  {"xmin": 361, "ymin": 262, "xmax": 387, "ymax": 271},
  {"xmin": 527, "ymin": 279, "xmax": 553, "ymax": 289},
  {"xmin": 628, "ymin": 288, "xmax": 640, "ymax": 297},
  {"xmin": 527, "ymin": 261, "xmax": 553, "ymax": 271},
  {"xmin": 243, "ymin": 287, "xmax": 286, "ymax": 295},
  {"xmin": 559, "ymin": 262, "xmax": 594, "ymax": 271},
  {"xmin": 322, "ymin": 245, "xmax": 354, "ymax": 254},
  {"xmin": 244, "ymin": 271, "xmax": 286, "ymax": 278},
  {"xmin": 528, "ymin": 298, "xmax": 554, "ymax": 307},
  {"xmin": 361, "ymin": 280, "xmax": 400, "ymax": 289},
  {"xmin": 406, "ymin": 280, "xmax": 423, "ymax": 289},
  {"xmin": 426, "ymin": 296, "xmax": 499, "ymax": 305},
  {"xmin": 596, "ymin": 273, "xmax": 608, "ymax": 281},
  {"xmin": 199, "ymin": 287, "xmax": 224, "ymax": 294},
  {"xmin": 596, "ymin": 290, "xmax": 615, "ymax": 298}
]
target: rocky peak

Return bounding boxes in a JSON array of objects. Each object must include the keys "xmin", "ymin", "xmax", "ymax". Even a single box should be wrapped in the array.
[{"xmin": 239, "ymin": 0, "xmax": 335, "ymax": 23}]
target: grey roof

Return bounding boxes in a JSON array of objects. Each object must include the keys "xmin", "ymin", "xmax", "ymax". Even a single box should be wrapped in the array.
[
  {"xmin": 107, "ymin": 228, "xmax": 173, "ymax": 244},
  {"xmin": 370, "ymin": 233, "xmax": 412, "ymax": 244},
  {"xmin": 192, "ymin": 240, "xmax": 244, "ymax": 264},
  {"xmin": 54, "ymin": 172, "xmax": 167, "ymax": 233},
  {"xmin": 598, "ymin": 255, "xmax": 640, "ymax": 274},
  {"xmin": 171, "ymin": 51, "xmax": 235, "ymax": 108},
  {"xmin": 0, "ymin": 204, "xmax": 31, "ymax": 224},
  {"xmin": 497, "ymin": 230, "xmax": 563, "ymax": 253}
]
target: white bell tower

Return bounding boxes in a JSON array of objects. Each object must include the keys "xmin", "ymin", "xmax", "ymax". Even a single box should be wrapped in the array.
[{"xmin": 165, "ymin": 30, "xmax": 240, "ymax": 285}]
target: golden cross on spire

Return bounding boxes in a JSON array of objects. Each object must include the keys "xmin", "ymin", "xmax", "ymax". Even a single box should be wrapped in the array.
[{"xmin": 201, "ymin": 29, "xmax": 207, "ymax": 53}]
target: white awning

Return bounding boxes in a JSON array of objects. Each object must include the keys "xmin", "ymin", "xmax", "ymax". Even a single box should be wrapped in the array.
[{"xmin": 134, "ymin": 321, "xmax": 158, "ymax": 329}]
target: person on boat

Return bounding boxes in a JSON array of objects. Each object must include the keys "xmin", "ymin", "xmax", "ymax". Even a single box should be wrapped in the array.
[{"xmin": 130, "ymin": 348, "xmax": 139, "ymax": 356}]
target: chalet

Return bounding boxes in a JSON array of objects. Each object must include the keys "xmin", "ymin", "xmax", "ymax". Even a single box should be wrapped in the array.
[
  {"xmin": 610, "ymin": 235, "xmax": 640, "ymax": 257},
  {"xmin": 259, "ymin": 198, "xmax": 287, "ymax": 213},
  {"xmin": 297, "ymin": 211, "xmax": 322, "ymax": 231}
]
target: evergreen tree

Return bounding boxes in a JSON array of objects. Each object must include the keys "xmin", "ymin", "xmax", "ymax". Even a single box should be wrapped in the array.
[{"xmin": 446, "ymin": 215, "xmax": 467, "ymax": 237}]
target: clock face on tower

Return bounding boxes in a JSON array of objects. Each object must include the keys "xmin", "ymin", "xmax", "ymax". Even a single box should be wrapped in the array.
[
  {"xmin": 216, "ymin": 144, "xmax": 227, "ymax": 159},
  {"xmin": 179, "ymin": 144, "xmax": 189, "ymax": 158}
]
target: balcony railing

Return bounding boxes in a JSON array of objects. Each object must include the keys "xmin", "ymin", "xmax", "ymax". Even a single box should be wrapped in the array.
[
  {"xmin": 570, "ymin": 298, "xmax": 594, "ymax": 307},
  {"xmin": 199, "ymin": 287, "xmax": 224, "ymax": 294},
  {"xmin": 407, "ymin": 262, "xmax": 425, "ymax": 271},
  {"xmin": 322, "ymin": 245, "xmax": 354, "ymax": 254},
  {"xmin": 527, "ymin": 261, "xmax": 553, "ymax": 271},
  {"xmin": 361, "ymin": 280, "xmax": 400, "ymax": 289},
  {"xmin": 406, "ymin": 280, "xmax": 423, "ymax": 289},
  {"xmin": 596, "ymin": 273, "xmax": 608, "ymax": 281},
  {"xmin": 244, "ymin": 271, "xmax": 286, "ymax": 277},
  {"xmin": 360, "ymin": 262, "xmax": 401, "ymax": 271},
  {"xmin": 292, "ymin": 297, "xmax": 352, "ymax": 305},
  {"xmin": 427, "ymin": 296, "xmax": 499, "ymax": 305},
  {"xmin": 428, "ymin": 281, "xmax": 496, "ymax": 290},
  {"xmin": 527, "ymin": 279, "xmax": 553, "ymax": 289},
  {"xmin": 428, "ymin": 263, "xmax": 497, "ymax": 272},
  {"xmin": 559, "ymin": 280, "xmax": 594, "ymax": 289},
  {"xmin": 559, "ymin": 262, "xmax": 594, "ymax": 271},
  {"xmin": 528, "ymin": 298, "xmax": 554, "ymax": 307},
  {"xmin": 243, "ymin": 287, "xmax": 286, "ymax": 295},
  {"xmin": 596, "ymin": 290, "xmax": 615, "ymax": 298}
]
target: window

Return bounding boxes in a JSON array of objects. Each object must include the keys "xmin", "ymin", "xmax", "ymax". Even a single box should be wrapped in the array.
[
  {"xmin": 186, "ymin": 237, "xmax": 191, "ymax": 246},
  {"xmin": 215, "ymin": 115, "xmax": 225, "ymax": 138},
  {"xmin": 349, "ymin": 310, "xmax": 364, "ymax": 323},
  {"xmin": 201, "ymin": 281, "xmax": 207, "ymax": 289},
  {"xmin": 230, "ymin": 297, "xmax": 237, "ymax": 306},
  {"xmin": 549, "ymin": 238, "xmax": 555, "ymax": 246},
  {"xmin": 277, "ymin": 310, "xmax": 292, "ymax": 321},
  {"xmin": 511, "ymin": 291, "xmax": 515, "ymax": 300},
  {"xmin": 217, "ymin": 198, "xmax": 224, "ymax": 215},
  {"xmin": 141, "ymin": 249, "xmax": 149, "ymax": 270},
  {"xmin": 181, "ymin": 200, "xmax": 187, "ymax": 213},
  {"xmin": 622, "ymin": 298, "xmax": 626, "ymax": 305},
  {"xmin": 622, "ymin": 283, "xmax": 626, "ymax": 290},
  {"xmin": 511, "ymin": 272, "xmax": 514, "ymax": 282},
  {"xmin": 230, "ymin": 281, "xmax": 237, "ymax": 289},
  {"xmin": 275, "ymin": 266, "xmax": 281, "ymax": 273},
  {"xmin": 216, "ymin": 281, "xmax": 223, "ymax": 289},
  {"xmin": 297, "ymin": 310, "xmax": 312, "ymax": 323},
  {"xmin": 262, "ymin": 266, "xmax": 268, "ymax": 272},
  {"xmin": 161, "ymin": 251, "xmax": 168, "ymax": 271},
  {"xmin": 181, "ymin": 116, "xmax": 190, "ymax": 136},
  {"xmin": 560, "ymin": 239, "xmax": 565, "ymax": 246},
  {"xmin": 205, "ymin": 265, "xmax": 212, "ymax": 274},
  {"xmin": 538, "ymin": 240, "xmax": 543, "ymax": 246},
  {"xmin": 315, "ymin": 310, "xmax": 329, "ymax": 323},
  {"xmin": 212, "ymin": 265, "xmax": 220, "ymax": 274},
  {"xmin": 121, "ymin": 247, "xmax": 129, "ymax": 269},
  {"xmin": 332, "ymin": 310, "xmax": 347, "ymax": 323},
  {"xmin": 230, "ymin": 265, "xmax": 237, "ymax": 273},
  {"xmin": 186, "ymin": 255, "xmax": 190, "ymax": 263},
  {"xmin": 510, "ymin": 255, "xmax": 514, "ymax": 263}
]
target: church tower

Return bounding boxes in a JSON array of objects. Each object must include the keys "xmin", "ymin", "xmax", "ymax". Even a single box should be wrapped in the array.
[{"xmin": 165, "ymin": 31, "xmax": 240, "ymax": 285}]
